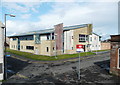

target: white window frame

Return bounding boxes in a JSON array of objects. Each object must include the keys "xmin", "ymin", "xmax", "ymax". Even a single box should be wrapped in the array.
[
  {"xmin": 79, "ymin": 34, "xmax": 87, "ymax": 42},
  {"xmin": 117, "ymin": 48, "xmax": 120, "ymax": 69}
]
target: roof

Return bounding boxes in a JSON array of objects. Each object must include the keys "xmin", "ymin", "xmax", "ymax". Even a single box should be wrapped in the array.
[
  {"xmin": 8, "ymin": 24, "xmax": 88, "ymax": 37},
  {"xmin": 92, "ymin": 32, "xmax": 101, "ymax": 37}
]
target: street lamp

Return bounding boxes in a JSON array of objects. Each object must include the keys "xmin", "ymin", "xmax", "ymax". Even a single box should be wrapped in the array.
[{"xmin": 4, "ymin": 14, "xmax": 16, "ymax": 80}]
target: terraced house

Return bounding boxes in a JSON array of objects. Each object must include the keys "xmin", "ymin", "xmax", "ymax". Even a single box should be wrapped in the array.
[{"xmin": 9, "ymin": 23, "xmax": 101, "ymax": 56}]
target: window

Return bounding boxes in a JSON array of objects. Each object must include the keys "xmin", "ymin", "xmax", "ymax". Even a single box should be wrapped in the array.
[
  {"xmin": 72, "ymin": 36, "xmax": 73, "ymax": 39},
  {"xmin": 47, "ymin": 47, "xmax": 49, "ymax": 52},
  {"xmin": 94, "ymin": 37, "xmax": 96, "ymax": 40},
  {"xmin": 118, "ymin": 48, "xmax": 120, "ymax": 68},
  {"xmin": 79, "ymin": 34, "xmax": 88, "ymax": 42},
  {"xmin": 72, "ymin": 47, "xmax": 73, "ymax": 50},
  {"xmin": 90, "ymin": 37, "xmax": 92, "ymax": 41},
  {"xmin": 99, "ymin": 37, "xmax": 101, "ymax": 41},
  {"xmin": 53, "ymin": 47, "xmax": 54, "ymax": 50},
  {"xmin": 19, "ymin": 35, "xmax": 34, "ymax": 41},
  {"xmin": 47, "ymin": 34, "xmax": 50, "ymax": 40},
  {"xmin": 26, "ymin": 46, "xmax": 34, "ymax": 50},
  {"xmin": 13, "ymin": 38, "xmax": 16, "ymax": 41},
  {"xmin": 52, "ymin": 33, "xmax": 54, "ymax": 40},
  {"xmin": 21, "ymin": 46, "xmax": 23, "ymax": 49},
  {"xmin": 79, "ymin": 34, "xmax": 85, "ymax": 42},
  {"xmin": 35, "ymin": 34, "xmax": 40, "ymax": 44}
]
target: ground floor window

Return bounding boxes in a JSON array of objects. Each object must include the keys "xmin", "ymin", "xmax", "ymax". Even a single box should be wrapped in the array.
[
  {"xmin": 21, "ymin": 46, "xmax": 23, "ymax": 49},
  {"xmin": 47, "ymin": 47, "xmax": 49, "ymax": 52},
  {"xmin": 26, "ymin": 46, "xmax": 34, "ymax": 50}
]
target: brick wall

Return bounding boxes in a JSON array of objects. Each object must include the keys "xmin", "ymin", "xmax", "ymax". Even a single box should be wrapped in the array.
[
  {"xmin": 110, "ymin": 35, "xmax": 120, "ymax": 76},
  {"xmin": 101, "ymin": 42, "xmax": 110, "ymax": 50}
]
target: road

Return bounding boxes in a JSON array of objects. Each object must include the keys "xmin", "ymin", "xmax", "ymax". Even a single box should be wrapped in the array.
[{"xmin": 3, "ymin": 51, "xmax": 118, "ymax": 84}]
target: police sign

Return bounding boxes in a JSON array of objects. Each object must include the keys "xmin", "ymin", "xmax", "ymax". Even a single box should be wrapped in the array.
[{"xmin": 76, "ymin": 44, "xmax": 84, "ymax": 52}]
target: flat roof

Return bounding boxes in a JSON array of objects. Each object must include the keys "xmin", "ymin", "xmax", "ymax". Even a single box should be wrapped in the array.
[{"xmin": 8, "ymin": 24, "xmax": 89, "ymax": 37}]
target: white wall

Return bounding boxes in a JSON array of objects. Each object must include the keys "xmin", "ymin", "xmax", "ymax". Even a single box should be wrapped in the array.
[
  {"xmin": 0, "ymin": 22, "xmax": 4, "ymax": 80},
  {"xmin": 89, "ymin": 33, "xmax": 101, "ymax": 51},
  {"xmin": 64, "ymin": 30, "xmax": 73, "ymax": 51},
  {"xmin": 41, "ymin": 35, "xmax": 47, "ymax": 41}
]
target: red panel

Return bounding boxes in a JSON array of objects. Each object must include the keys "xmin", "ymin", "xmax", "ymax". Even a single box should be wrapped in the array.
[{"xmin": 76, "ymin": 44, "xmax": 84, "ymax": 49}]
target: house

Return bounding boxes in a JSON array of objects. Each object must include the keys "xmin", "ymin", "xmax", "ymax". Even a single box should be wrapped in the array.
[
  {"xmin": 9, "ymin": 23, "xmax": 101, "ymax": 56},
  {"xmin": 88, "ymin": 33, "xmax": 101, "ymax": 51},
  {"xmin": 0, "ymin": 21, "xmax": 4, "ymax": 80},
  {"xmin": 110, "ymin": 35, "xmax": 120, "ymax": 76}
]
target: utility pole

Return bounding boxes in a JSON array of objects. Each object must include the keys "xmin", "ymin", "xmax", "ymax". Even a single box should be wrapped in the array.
[
  {"xmin": 4, "ymin": 14, "xmax": 15, "ymax": 80},
  {"xmin": 78, "ymin": 52, "xmax": 80, "ymax": 80}
]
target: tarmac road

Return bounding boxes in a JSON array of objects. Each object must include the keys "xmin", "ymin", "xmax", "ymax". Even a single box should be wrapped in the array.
[{"xmin": 3, "ymin": 51, "xmax": 114, "ymax": 84}]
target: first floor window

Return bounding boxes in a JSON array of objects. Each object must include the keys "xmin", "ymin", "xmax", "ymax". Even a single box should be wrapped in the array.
[
  {"xmin": 79, "ymin": 34, "xmax": 88, "ymax": 42},
  {"xmin": 79, "ymin": 34, "xmax": 85, "ymax": 42},
  {"xmin": 26, "ymin": 46, "xmax": 34, "ymax": 50}
]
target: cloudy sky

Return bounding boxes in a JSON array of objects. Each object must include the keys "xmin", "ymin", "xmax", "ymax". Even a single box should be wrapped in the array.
[{"xmin": 0, "ymin": 0, "xmax": 119, "ymax": 40}]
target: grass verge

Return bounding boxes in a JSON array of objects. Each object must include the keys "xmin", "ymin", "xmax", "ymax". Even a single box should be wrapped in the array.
[
  {"xmin": 6, "ymin": 48, "xmax": 96, "ymax": 61},
  {"xmin": 92, "ymin": 49, "xmax": 110, "ymax": 52}
]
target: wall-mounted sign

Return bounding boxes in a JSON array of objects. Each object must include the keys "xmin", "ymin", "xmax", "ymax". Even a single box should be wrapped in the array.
[{"xmin": 76, "ymin": 44, "xmax": 84, "ymax": 52}]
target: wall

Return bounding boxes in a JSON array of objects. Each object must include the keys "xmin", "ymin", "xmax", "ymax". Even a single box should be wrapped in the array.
[
  {"xmin": 40, "ymin": 40, "xmax": 55, "ymax": 56},
  {"xmin": 20, "ymin": 40, "xmax": 35, "ymax": 53},
  {"xmin": 110, "ymin": 35, "xmax": 120, "ymax": 76},
  {"xmin": 9, "ymin": 39, "xmax": 18, "ymax": 50},
  {"xmin": 64, "ymin": 30, "xmax": 73, "ymax": 54},
  {"xmin": 72, "ymin": 26, "xmax": 92, "ymax": 53},
  {"xmin": 0, "ymin": 22, "xmax": 4, "ymax": 80},
  {"xmin": 89, "ymin": 33, "xmax": 101, "ymax": 51},
  {"xmin": 101, "ymin": 42, "xmax": 110, "ymax": 50}
]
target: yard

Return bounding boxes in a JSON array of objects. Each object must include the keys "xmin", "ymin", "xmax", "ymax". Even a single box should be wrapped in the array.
[{"xmin": 6, "ymin": 48, "xmax": 96, "ymax": 61}]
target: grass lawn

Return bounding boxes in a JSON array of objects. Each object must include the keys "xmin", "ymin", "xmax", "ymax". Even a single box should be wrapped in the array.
[
  {"xmin": 92, "ymin": 49, "xmax": 110, "ymax": 52},
  {"xmin": 6, "ymin": 48, "xmax": 96, "ymax": 61}
]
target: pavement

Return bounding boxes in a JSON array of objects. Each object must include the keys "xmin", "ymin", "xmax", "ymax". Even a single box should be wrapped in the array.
[{"xmin": 2, "ymin": 51, "xmax": 120, "ymax": 84}]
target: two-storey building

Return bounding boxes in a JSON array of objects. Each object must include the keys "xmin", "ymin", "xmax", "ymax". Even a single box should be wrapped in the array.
[{"xmin": 9, "ymin": 23, "xmax": 101, "ymax": 56}]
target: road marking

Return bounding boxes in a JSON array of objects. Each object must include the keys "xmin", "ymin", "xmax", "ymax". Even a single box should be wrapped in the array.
[{"xmin": 16, "ymin": 73, "xmax": 28, "ymax": 79}]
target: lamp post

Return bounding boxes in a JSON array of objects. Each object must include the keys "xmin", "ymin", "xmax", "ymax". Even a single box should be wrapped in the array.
[{"xmin": 4, "ymin": 14, "xmax": 15, "ymax": 80}]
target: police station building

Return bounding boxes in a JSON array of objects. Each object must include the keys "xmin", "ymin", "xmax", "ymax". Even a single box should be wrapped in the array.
[{"xmin": 9, "ymin": 23, "xmax": 101, "ymax": 56}]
